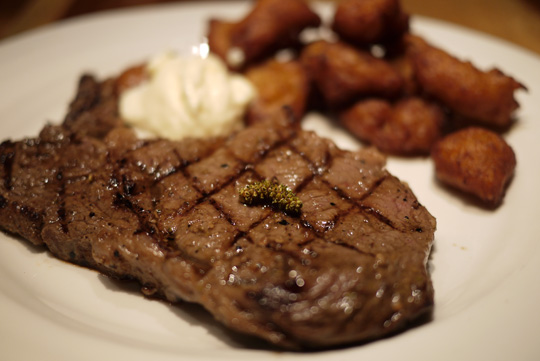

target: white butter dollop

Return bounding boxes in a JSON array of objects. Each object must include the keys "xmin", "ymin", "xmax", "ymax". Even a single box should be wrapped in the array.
[{"xmin": 119, "ymin": 51, "xmax": 256, "ymax": 140}]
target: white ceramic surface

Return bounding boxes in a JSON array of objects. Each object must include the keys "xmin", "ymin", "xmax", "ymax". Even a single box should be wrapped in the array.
[{"xmin": 1, "ymin": 2, "xmax": 539, "ymax": 360}]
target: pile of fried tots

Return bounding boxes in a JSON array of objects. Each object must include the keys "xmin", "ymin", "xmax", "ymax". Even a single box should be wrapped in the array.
[{"xmin": 205, "ymin": 0, "xmax": 525, "ymax": 208}]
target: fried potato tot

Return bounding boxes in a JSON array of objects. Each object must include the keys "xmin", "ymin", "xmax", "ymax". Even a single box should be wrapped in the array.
[
  {"xmin": 332, "ymin": 0, "xmax": 409, "ymax": 46},
  {"xmin": 207, "ymin": 19, "xmax": 237, "ymax": 66},
  {"xmin": 244, "ymin": 59, "xmax": 310, "ymax": 125},
  {"xmin": 405, "ymin": 35, "xmax": 525, "ymax": 128},
  {"xmin": 431, "ymin": 127, "xmax": 516, "ymax": 207},
  {"xmin": 340, "ymin": 97, "xmax": 445, "ymax": 155},
  {"xmin": 207, "ymin": 0, "xmax": 321, "ymax": 69},
  {"xmin": 388, "ymin": 53, "xmax": 418, "ymax": 96},
  {"xmin": 300, "ymin": 40, "xmax": 403, "ymax": 107},
  {"xmin": 115, "ymin": 63, "xmax": 148, "ymax": 94}
]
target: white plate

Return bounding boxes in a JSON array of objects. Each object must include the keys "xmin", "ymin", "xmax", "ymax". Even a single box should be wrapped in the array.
[{"xmin": 1, "ymin": 2, "xmax": 539, "ymax": 360}]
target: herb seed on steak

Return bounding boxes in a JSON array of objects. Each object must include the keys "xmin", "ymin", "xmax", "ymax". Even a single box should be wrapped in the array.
[{"xmin": 0, "ymin": 75, "xmax": 436, "ymax": 349}]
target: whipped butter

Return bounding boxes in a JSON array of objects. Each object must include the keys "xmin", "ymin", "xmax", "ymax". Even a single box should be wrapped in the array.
[{"xmin": 119, "ymin": 51, "xmax": 256, "ymax": 140}]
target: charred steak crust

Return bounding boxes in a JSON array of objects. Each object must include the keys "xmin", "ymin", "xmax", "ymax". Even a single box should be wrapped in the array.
[{"xmin": 0, "ymin": 75, "xmax": 436, "ymax": 349}]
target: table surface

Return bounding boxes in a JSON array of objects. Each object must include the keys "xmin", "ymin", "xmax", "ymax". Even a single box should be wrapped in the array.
[{"xmin": 1, "ymin": 0, "xmax": 540, "ymax": 55}]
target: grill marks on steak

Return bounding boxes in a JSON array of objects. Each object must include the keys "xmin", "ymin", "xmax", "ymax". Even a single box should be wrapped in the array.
[{"xmin": 0, "ymin": 75, "xmax": 436, "ymax": 349}]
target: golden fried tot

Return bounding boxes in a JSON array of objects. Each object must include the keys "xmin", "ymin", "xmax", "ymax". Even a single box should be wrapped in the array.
[
  {"xmin": 332, "ymin": 0, "xmax": 409, "ymax": 47},
  {"xmin": 340, "ymin": 97, "xmax": 445, "ymax": 155},
  {"xmin": 207, "ymin": 19, "xmax": 237, "ymax": 66},
  {"xmin": 244, "ymin": 59, "xmax": 310, "ymax": 125},
  {"xmin": 115, "ymin": 63, "xmax": 148, "ymax": 95},
  {"xmin": 388, "ymin": 52, "xmax": 419, "ymax": 96},
  {"xmin": 207, "ymin": 0, "xmax": 321, "ymax": 69},
  {"xmin": 405, "ymin": 35, "xmax": 525, "ymax": 128},
  {"xmin": 300, "ymin": 40, "xmax": 403, "ymax": 108},
  {"xmin": 431, "ymin": 127, "xmax": 516, "ymax": 207}
]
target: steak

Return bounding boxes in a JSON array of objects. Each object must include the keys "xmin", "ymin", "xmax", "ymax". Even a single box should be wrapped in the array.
[{"xmin": 0, "ymin": 75, "xmax": 436, "ymax": 349}]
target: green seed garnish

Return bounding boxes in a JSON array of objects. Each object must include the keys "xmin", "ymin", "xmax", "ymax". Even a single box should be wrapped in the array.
[{"xmin": 239, "ymin": 180, "xmax": 302, "ymax": 215}]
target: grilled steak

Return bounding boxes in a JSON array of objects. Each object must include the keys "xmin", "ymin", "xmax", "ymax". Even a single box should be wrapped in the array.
[{"xmin": 0, "ymin": 75, "xmax": 436, "ymax": 349}]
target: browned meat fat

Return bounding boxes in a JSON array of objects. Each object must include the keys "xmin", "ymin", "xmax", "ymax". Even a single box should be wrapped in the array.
[{"xmin": 0, "ymin": 75, "xmax": 436, "ymax": 349}]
